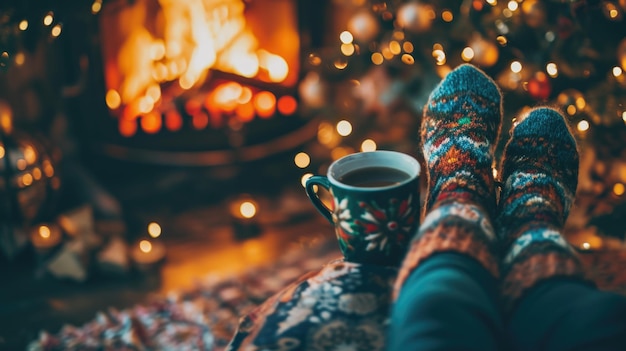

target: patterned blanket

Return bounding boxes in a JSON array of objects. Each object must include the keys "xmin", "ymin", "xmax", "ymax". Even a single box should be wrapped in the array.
[{"xmin": 29, "ymin": 241, "xmax": 626, "ymax": 351}]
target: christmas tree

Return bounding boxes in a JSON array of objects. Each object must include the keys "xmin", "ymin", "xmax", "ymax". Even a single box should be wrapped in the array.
[{"xmin": 296, "ymin": 0, "xmax": 626, "ymax": 247}]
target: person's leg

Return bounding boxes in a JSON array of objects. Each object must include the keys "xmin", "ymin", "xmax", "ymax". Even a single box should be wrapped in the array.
[
  {"xmin": 389, "ymin": 64, "xmax": 505, "ymax": 351},
  {"xmin": 390, "ymin": 253, "xmax": 505, "ymax": 351},
  {"xmin": 498, "ymin": 107, "xmax": 626, "ymax": 351},
  {"xmin": 511, "ymin": 280, "xmax": 626, "ymax": 351}
]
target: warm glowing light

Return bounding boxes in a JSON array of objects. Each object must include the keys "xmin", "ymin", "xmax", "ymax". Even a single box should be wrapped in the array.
[
  {"xmin": 301, "ymin": 173, "xmax": 314, "ymax": 187},
  {"xmin": 165, "ymin": 111, "xmax": 183, "ymax": 131},
  {"xmin": 575, "ymin": 97, "xmax": 586, "ymax": 109},
  {"xmin": 139, "ymin": 240, "xmax": 152, "ymax": 253},
  {"xmin": 371, "ymin": 52, "xmax": 384, "ymax": 65},
  {"xmin": 119, "ymin": 119, "xmax": 137, "ymax": 137},
  {"xmin": 622, "ymin": 111, "xmax": 626, "ymax": 123},
  {"xmin": 403, "ymin": 42, "xmax": 414, "ymax": 53},
  {"xmin": 150, "ymin": 41, "xmax": 166, "ymax": 61},
  {"xmin": 294, "ymin": 152, "xmax": 311, "ymax": 168},
  {"xmin": 14, "ymin": 52, "xmax": 25, "ymax": 66},
  {"xmin": 106, "ymin": 90, "xmax": 122, "ymax": 109},
  {"xmin": 138, "ymin": 96, "xmax": 155, "ymax": 114},
  {"xmin": 581, "ymin": 242, "xmax": 591, "ymax": 250},
  {"xmin": 43, "ymin": 13, "xmax": 54, "ymax": 26},
  {"xmin": 141, "ymin": 112, "xmax": 162, "ymax": 134},
  {"xmin": 213, "ymin": 82, "xmax": 243, "ymax": 109},
  {"xmin": 23, "ymin": 145, "xmax": 36, "ymax": 164},
  {"xmin": 546, "ymin": 62, "xmax": 558, "ymax": 77},
  {"xmin": 254, "ymin": 91, "xmax": 277, "ymax": 118},
  {"xmin": 152, "ymin": 63, "xmax": 168, "ymax": 82},
  {"xmin": 331, "ymin": 147, "xmax": 353, "ymax": 160},
  {"xmin": 610, "ymin": 9, "xmax": 618, "ymax": 18},
  {"xmin": 92, "ymin": 0, "xmax": 102, "ymax": 14},
  {"xmin": 21, "ymin": 173, "xmax": 33, "ymax": 187},
  {"xmin": 309, "ymin": 54, "xmax": 322, "ymax": 66},
  {"xmin": 492, "ymin": 168, "xmax": 498, "ymax": 178},
  {"xmin": 393, "ymin": 31, "xmax": 405, "ymax": 40},
  {"xmin": 148, "ymin": 222, "xmax": 162, "ymax": 238},
  {"xmin": 32, "ymin": 167, "xmax": 42, "ymax": 180},
  {"xmin": 402, "ymin": 54, "xmax": 415, "ymax": 65},
  {"xmin": 510, "ymin": 61, "xmax": 522, "ymax": 73},
  {"xmin": 238, "ymin": 87, "xmax": 253, "ymax": 104},
  {"xmin": 613, "ymin": 66, "xmax": 623, "ymax": 77},
  {"xmin": 240, "ymin": 201, "xmax": 257, "ymax": 219},
  {"xmin": 18, "ymin": 20, "xmax": 28, "ymax": 31},
  {"xmin": 577, "ymin": 120, "xmax": 590, "ymax": 132},
  {"xmin": 16, "ymin": 159, "xmax": 27, "ymax": 170},
  {"xmin": 192, "ymin": 113, "xmax": 209, "ymax": 130},
  {"xmin": 432, "ymin": 49, "xmax": 446, "ymax": 65},
  {"xmin": 0, "ymin": 146, "xmax": 4, "ymax": 159},
  {"xmin": 341, "ymin": 44, "xmax": 355, "ymax": 56},
  {"xmin": 340, "ymin": 31, "xmax": 354, "ymax": 44},
  {"xmin": 233, "ymin": 55, "xmax": 260, "ymax": 78},
  {"xmin": 497, "ymin": 36, "xmax": 508, "ymax": 46},
  {"xmin": 566, "ymin": 105, "xmax": 577, "ymax": 116},
  {"xmin": 614, "ymin": 183, "xmax": 625, "ymax": 196},
  {"xmin": 51, "ymin": 25, "xmax": 62, "ymax": 37},
  {"xmin": 318, "ymin": 122, "xmax": 337, "ymax": 146},
  {"xmin": 179, "ymin": 76, "xmax": 195, "ymax": 90},
  {"xmin": 236, "ymin": 103, "xmax": 256, "ymax": 122},
  {"xmin": 361, "ymin": 139, "xmax": 377, "ymax": 152},
  {"xmin": 442, "ymin": 10, "xmax": 453, "ymax": 22},
  {"xmin": 461, "ymin": 47, "xmax": 475, "ymax": 61},
  {"xmin": 259, "ymin": 52, "xmax": 289, "ymax": 82},
  {"xmin": 147, "ymin": 85, "xmax": 161, "ymax": 103},
  {"xmin": 486, "ymin": 0, "xmax": 497, "ymax": 5},
  {"xmin": 39, "ymin": 225, "xmax": 51, "ymax": 239},
  {"xmin": 277, "ymin": 95, "xmax": 297, "ymax": 115},
  {"xmin": 389, "ymin": 41, "xmax": 402, "ymax": 55},
  {"xmin": 507, "ymin": 1, "xmax": 518, "ymax": 11},
  {"xmin": 43, "ymin": 161, "xmax": 54, "ymax": 177},
  {"xmin": 334, "ymin": 59, "xmax": 348, "ymax": 70},
  {"xmin": 382, "ymin": 47, "xmax": 394, "ymax": 60},
  {"xmin": 336, "ymin": 120, "xmax": 353, "ymax": 136}
]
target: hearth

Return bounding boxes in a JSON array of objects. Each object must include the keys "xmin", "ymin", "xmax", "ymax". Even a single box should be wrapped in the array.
[{"xmin": 82, "ymin": 0, "xmax": 317, "ymax": 166}]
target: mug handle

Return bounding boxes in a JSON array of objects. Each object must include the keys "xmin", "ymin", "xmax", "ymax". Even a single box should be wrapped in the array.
[{"xmin": 305, "ymin": 176, "xmax": 334, "ymax": 224}]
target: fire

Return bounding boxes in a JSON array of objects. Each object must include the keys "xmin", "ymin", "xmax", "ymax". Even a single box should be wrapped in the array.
[{"xmin": 101, "ymin": 0, "xmax": 298, "ymax": 128}]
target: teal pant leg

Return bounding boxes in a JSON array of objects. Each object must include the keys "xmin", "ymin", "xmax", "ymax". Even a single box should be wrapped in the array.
[
  {"xmin": 509, "ymin": 279, "xmax": 626, "ymax": 351},
  {"xmin": 388, "ymin": 253, "xmax": 505, "ymax": 351}
]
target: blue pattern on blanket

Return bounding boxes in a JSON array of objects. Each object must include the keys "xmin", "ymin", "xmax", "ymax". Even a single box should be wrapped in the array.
[{"xmin": 227, "ymin": 260, "xmax": 397, "ymax": 351}]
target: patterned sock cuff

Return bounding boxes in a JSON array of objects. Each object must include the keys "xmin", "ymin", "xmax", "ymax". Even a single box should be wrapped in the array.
[
  {"xmin": 501, "ymin": 241, "xmax": 586, "ymax": 313},
  {"xmin": 393, "ymin": 202, "xmax": 499, "ymax": 300}
]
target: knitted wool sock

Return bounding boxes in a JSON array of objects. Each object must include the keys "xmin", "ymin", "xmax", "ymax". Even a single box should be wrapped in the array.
[
  {"xmin": 394, "ymin": 64, "xmax": 501, "ymax": 299},
  {"xmin": 498, "ymin": 107, "xmax": 585, "ymax": 312}
]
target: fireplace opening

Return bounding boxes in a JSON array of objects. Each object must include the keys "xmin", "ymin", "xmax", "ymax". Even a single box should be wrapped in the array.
[{"xmin": 85, "ymin": 0, "xmax": 314, "ymax": 166}]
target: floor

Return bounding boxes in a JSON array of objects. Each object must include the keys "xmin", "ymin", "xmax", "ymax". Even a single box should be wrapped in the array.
[{"xmin": 0, "ymin": 160, "xmax": 335, "ymax": 350}]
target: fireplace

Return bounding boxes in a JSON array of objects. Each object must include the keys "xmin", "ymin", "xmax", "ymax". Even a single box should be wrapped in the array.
[{"xmin": 84, "ymin": 0, "xmax": 315, "ymax": 166}]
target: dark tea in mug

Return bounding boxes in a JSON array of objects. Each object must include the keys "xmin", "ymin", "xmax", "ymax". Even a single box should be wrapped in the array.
[{"xmin": 338, "ymin": 166, "xmax": 411, "ymax": 188}]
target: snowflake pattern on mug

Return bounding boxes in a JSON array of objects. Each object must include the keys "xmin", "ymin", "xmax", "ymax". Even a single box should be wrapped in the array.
[
  {"xmin": 356, "ymin": 195, "xmax": 415, "ymax": 252},
  {"xmin": 330, "ymin": 189, "xmax": 356, "ymax": 253},
  {"xmin": 332, "ymin": 192, "xmax": 415, "ymax": 254}
]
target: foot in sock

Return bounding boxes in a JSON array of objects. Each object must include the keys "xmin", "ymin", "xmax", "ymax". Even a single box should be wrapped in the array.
[
  {"xmin": 498, "ymin": 107, "xmax": 585, "ymax": 311},
  {"xmin": 394, "ymin": 64, "xmax": 501, "ymax": 299}
]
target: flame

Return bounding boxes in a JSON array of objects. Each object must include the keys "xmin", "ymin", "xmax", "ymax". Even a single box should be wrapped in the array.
[{"xmin": 103, "ymin": 0, "xmax": 294, "ymax": 113}]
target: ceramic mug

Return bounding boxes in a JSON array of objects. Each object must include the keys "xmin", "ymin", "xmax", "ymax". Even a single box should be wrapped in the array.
[{"xmin": 305, "ymin": 150, "xmax": 421, "ymax": 266}]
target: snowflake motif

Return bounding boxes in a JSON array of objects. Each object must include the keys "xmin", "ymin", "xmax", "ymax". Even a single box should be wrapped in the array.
[
  {"xmin": 355, "ymin": 195, "xmax": 415, "ymax": 252},
  {"xmin": 331, "ymin": 190, "xmax": 356, "ymax": 253}
]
